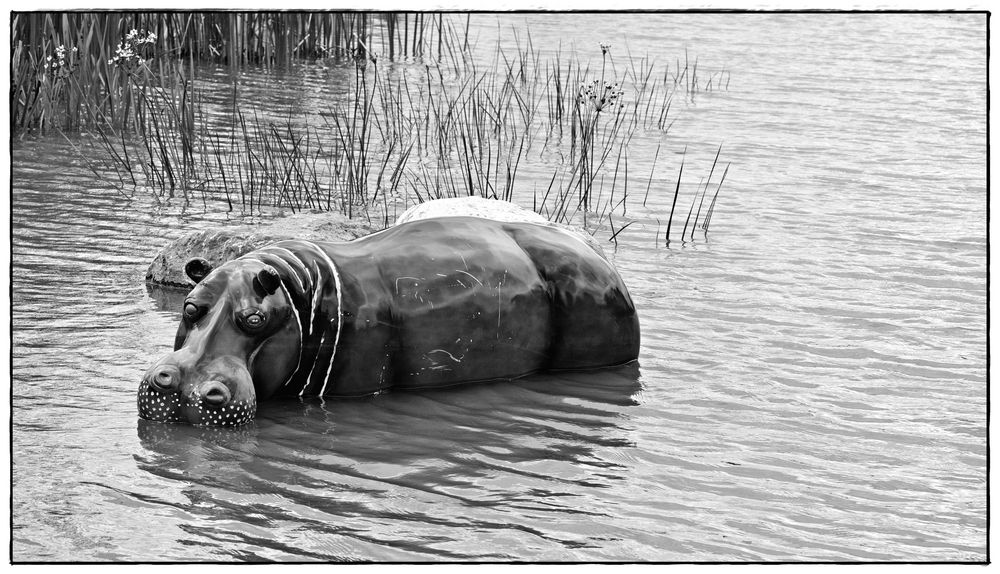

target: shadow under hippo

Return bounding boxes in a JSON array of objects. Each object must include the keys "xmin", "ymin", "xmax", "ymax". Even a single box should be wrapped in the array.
[{"xmin": 139, "ymin": 209, "xmax": 640, "ymax": 427}]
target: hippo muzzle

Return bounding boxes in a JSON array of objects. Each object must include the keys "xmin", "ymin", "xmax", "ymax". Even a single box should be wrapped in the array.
[{"xmin": 138, "ymin": 354, "xmax": 257, "ymax": 427}]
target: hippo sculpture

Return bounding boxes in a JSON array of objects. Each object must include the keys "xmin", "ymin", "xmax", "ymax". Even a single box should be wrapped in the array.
[{"xmin": 138, "ymin": 215, "xmax": 640, "ymax": 426}]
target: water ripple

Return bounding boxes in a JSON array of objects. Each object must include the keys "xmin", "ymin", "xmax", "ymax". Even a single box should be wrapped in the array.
[{"xmin": 12, "ymin": 12, "xmax": 987, "ymax": 562}]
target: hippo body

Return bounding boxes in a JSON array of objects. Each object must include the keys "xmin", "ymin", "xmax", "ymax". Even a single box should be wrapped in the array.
[{"xmin": 139, "ymin": 216, "xmax": 640, "ymax": 426}]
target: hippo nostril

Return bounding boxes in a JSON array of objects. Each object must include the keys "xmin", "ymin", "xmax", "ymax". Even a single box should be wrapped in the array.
[
  {"xmin": 149, "ymin": 366, "xmax": 179, "ymax": 391},
  {"xmin": 201, "ymin": 381, "xmax": 231, "ymax": 406}
]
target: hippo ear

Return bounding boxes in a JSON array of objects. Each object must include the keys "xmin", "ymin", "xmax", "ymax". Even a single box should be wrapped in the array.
[
  {"xmin": 185, "ymin": 258, "xmax": 213, "ymax": 284},
  {"xmin": 254, "ymin": 266, "xmax": 282, "ymax": 297}
]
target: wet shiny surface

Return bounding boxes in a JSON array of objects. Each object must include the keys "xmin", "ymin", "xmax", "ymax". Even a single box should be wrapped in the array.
[{"xmin": 11, "ymin": 13, "xmax": 986, "ymax": 561}]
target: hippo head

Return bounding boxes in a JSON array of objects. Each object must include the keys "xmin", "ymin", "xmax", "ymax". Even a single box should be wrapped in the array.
[{"xmin": 139, "ymin": 257, "xmax": 301, "ymax": 426}]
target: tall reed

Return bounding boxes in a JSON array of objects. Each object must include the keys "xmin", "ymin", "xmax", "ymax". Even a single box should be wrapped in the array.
[
  {"xmin": 11, "ymin": 11, "xmax": 468, "ymax": 134},
  {"xmin": 15, "ymin": 11, "xmax": 730, "ymax": 245}
]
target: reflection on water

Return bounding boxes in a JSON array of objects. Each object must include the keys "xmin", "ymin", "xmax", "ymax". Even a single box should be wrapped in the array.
[
  {"xmin": 12, "ymin": 12, "xmax": 987, "ymax": 563},
  {"xmin": 145, "ymin": 283, "xmax": 189, "ymax": 317},
  {"xmin": 132, "ymin": 366, "xmax": 642, "ymax": 561}
]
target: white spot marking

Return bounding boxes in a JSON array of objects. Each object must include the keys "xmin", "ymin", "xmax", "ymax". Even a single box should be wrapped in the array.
[
  {"xmin": 299, "ymin": 241, "xmax": 343, "ymax": 399},
  {"xmin": 395, "ymin": 276, "xmax": 423, "ymax": 294},
  {"xmin": 456, "ymin": 270, "xmax": 482, "ymax": 287},
  {"xmin": 259, "ymin": 246, "xmax": 312, "ymax": 293},
  {"xmin": 303, "ymin": 331, "xmax": 327, "ymax": 396},
  {"xmin": 305, "ymin": 261, "xmax": 325, "ymax": 337},
  {"xmin": 279, "ymin": 280, "xmax": 305, "ymax": 387},
  {"xmin": 428, "ymin": 349, "xmax": 463, "ymax": 363},
  {"xmin": 497, "ymin": 270, "xmax": 506, "ymax": 337}
]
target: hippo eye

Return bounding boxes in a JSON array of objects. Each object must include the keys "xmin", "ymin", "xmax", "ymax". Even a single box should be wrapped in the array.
[
  {"xmin": 183, "ymin": 302, "xmax": 204, "ymax": 322},
  {"xmin": 238, "ymin": 309, "xmax": 267, "ymax": 332}
]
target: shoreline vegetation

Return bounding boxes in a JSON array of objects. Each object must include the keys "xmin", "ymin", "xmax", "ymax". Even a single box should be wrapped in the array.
[{"xmin": 12, "ymin": 11, "xmax": 731, "ymax": 245}]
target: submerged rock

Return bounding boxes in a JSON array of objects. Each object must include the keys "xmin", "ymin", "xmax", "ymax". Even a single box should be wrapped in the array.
[
  {"xmin": 145, "ymin": 211, "xmax": 376, "ymax": 288},
  {"xmin": 396, "ymin": 195, "xmax": 548, "ymax": 224},
  {"xmin": 397, "ymin": 196, "xmax": 607, "ymax": 259}
]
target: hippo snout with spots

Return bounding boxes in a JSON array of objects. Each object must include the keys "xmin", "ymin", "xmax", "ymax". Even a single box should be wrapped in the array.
[
  {"xmin": 138, "ymin": 215, "xmax": 640, "ymax": 427},
  {"xmin": 139, "ymin": 356, "xmax": 257, "ymax": 427}
]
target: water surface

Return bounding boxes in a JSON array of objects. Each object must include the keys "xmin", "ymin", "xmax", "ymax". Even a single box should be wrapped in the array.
[{"xmin": 11, "ymin": 12, "xmax": 987, "ymax": 561}]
